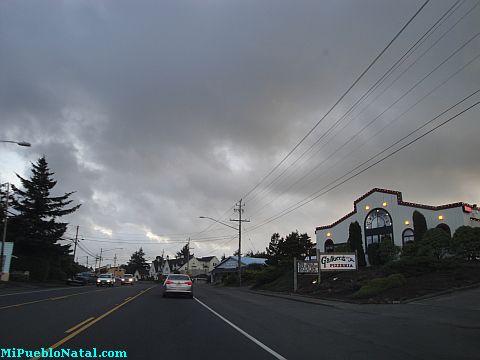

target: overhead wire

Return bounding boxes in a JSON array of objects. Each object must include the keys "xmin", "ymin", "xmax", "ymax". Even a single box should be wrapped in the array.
[
  {"xmin": 239, "ymin": 0, "xmax": 431, "ymax": 203},
  {"xmin": 249, "ymin": 19, "xmax": 480, "ymax": 221},
  {"xmin": 244, "ymin": 0, "xmax": 465, "ymax": 209},
  {"xmin": 247, "ymin": 90, "xmax": 480, "ymax": 231}
]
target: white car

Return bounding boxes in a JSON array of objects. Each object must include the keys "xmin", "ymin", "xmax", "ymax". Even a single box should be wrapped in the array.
[
  {"xmin": 96, "ymin": 273, "xmax": 115, "ymax": 287},
  {"xmin": 121, "ymin": 274, "xmax": 135, "ymax": 285},
  {"xmin": 163, "ymin": 274, "xmax": 193, "ymax": 298}
]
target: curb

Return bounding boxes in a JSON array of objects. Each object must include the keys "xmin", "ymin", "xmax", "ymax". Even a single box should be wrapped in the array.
[
  {"xmin": 248, "ymin": 289, "xmax": 338, "ymax": 308},
  {"xmin": 402, "ymin": 282, "xmax": 480, "ymax": 303},
  {"xmin": 248, "ymin": 282, "xmax": 480, "ymax": 306}
]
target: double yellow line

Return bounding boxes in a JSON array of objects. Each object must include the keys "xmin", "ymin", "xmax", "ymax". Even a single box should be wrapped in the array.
[{"xmin": 30, "ymin": 285, "xmax": 155, "ymax": 360}]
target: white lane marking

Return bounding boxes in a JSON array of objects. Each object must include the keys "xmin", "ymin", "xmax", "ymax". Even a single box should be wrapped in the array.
[
  {"xmin": 194, "ymin": 297, "xmax": 287, "ymax": 360},
  {"xmin": 0, "ymin": 287, "xmax": 80, "ymax": 297}
]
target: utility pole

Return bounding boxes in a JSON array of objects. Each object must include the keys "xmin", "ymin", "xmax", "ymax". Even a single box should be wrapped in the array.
[
  {"xmin": 98, "ymin": 248, "xmax": 103, "ymax": 270},
  {"xmin": 230, "ymin": 199, "xmax": 250, "ymax": 287},
  {"xmin": 186, "ymin": 238, "xmax": 190, "ymax": 274},
  {"xmin": 86, "ymin": 256, "xmax": 89, "ymax": 269},
  {"xmin": 73, "ymin": 225, "xmax": 79, "ymax": 263},
  {"xmin": 113, "ymin": 254, "xmax": 117, "ymax": 268}
]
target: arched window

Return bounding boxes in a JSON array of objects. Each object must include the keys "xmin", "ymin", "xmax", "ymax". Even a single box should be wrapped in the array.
[
  {"xmin": 324, "ymin": 239, "xmax": 334, "ymax": 253},
  {"xmin": 364, "ymin": 208, "xmax": 394, "ymax": 249},
  {"xmin": 436, "ymin": 223, "xmax": 451, "ymax": 237},
  {"xmin": 402, "ymin": 228, "xmax": 414, "ymax": 246}
]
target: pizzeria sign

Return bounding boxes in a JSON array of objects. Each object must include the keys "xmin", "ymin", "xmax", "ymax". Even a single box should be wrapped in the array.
[{"xmin": 318, "ymin": 253, "xmax": 357, "ymax": 271}]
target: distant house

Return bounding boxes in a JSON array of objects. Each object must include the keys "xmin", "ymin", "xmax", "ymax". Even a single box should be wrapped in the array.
[
  {"xmin": 178, "ymin": 256, "xmax": 219, "ymax": 276},
  {"xmin": 133, "ymin": 269, "xmax": 142, "ymax": 281},
  {"xmin": 149, "ymin": 256, "xmax": 164, "ymax": 280},
  {"xmin": 162, "ymin": 258, "xmax": 186, "ymax": 275},
  {"xmin": 107, "ymin": 267, "xmax": 125, "ymax": 278},
  {"xmin": 211, "ymin": 256, "xmax": 267, "ymax": 283}
]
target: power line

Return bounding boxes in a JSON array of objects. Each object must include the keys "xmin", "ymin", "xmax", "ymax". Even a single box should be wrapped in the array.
[
  {"xmin": 239, "ymin": 0, "xmax": 431, "ymax": 202},
  {"xmin": 249, "ymin": 35, "xmax": 480, "ymax": 221},
  {"xmin": 246, "ymin": 0, "xmax": 479, "ymax": 217},
  {"xmin": 244, "ymin": 0, "xmax": 465, "ymax": 208},
  {"xmin": 248, "ymin": 92, "xmax": 480, "ymax": 231}
]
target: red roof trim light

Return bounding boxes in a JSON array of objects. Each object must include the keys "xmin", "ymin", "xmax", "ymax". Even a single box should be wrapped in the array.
[
  {"xmin": 316, "ymin": 188, "xmax": 474, "ymax": 231},
  {"xmin": 463, "ymin": 205, "xmax": 473, "ymax": 213}
]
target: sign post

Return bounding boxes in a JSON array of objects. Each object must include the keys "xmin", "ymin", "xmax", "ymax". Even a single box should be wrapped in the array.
[{"xmin": 293, "ymin": 257, "xmax": 297, "ymax": 293}]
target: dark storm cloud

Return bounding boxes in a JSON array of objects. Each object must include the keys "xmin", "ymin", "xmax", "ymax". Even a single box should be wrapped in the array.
[{"xmin": 1, "ymin": 0, "xmax": 479, "ymax": 260}]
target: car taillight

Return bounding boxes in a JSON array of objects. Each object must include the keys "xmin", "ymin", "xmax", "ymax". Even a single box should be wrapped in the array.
[
  {"xmin": 164, "ymin": 280, "xmax": 173, "ymax": 284},
  {"xmin": 184, "ymin": 281, "xmax": 192, "ymax": 285}
]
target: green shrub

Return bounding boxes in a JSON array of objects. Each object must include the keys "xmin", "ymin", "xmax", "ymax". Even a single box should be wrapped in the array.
[
  {"xmin": 353, "ymin": 273, "xmax": 407, "ymax": 299},
  {"xmin": 417, "ymin": 228, "xmax": 450, "ymax": 260},
  {"xmin": 382, "ymin": 256, "xmax": 456, "ymax": 276},
  {"xmin": 252, "ymin": 266, "xmax": 287, "ymax": 288},
  {"xmin": 377, "ymin": 238, "xmax": 400, "ymax": 264},
  {"xmin": 451, "ymin": 226, "xmax": 480, "ymax": 260},
  {"xmin": 367, "ymin": 243, "xmax": 381, "ymax": 266}
]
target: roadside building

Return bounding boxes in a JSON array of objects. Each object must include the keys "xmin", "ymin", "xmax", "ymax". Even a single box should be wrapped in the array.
[
  {"xmin": 107, "ymin": 267, "xmax": 125, "ymax": 278},
  {"xmin": 178, "ymin": 256, "xmax": 219, "ymax": 276},
  {"xmin": 149, "ymin": 256, "xmax": 164, "ymax": 280},
  {"xmin": 211, "ymin": 256, "xmax": 267, "ymax": 283},
  {"xmin": 315, "ymin": 188, "xmax": 480, "ymax": 259},
  {"xmin": 162, "ymin": 258, "xmax": 185, "ymax": 275}
]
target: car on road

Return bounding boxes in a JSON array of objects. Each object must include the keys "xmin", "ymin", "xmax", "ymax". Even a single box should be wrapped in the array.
[
  {"xmin": 66, "ymin": 274, "xmax": 89, "ymax": 286},
  {"xmin": 96, "ymin": 273, "xmax": 115, "ymax": 287},
  {"xmin": 163, "ymin": 274, "xmax": 193, "ymax": 298},
  {"xmin": 121, "ymin": 274, "xmax": 135, "ymax": 285}
]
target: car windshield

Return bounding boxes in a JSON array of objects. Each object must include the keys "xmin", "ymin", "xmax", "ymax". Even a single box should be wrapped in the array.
[
  {"xmin": 167, "ymin": 275, "xmax": 190, "ymax": 281},
  {"xmin": 124, "ymin": 275, "xmax": 132, "ymax": 278},
  {"xmin": 98, "ymin": 275, "xmax": 111, "ymax": 278}
]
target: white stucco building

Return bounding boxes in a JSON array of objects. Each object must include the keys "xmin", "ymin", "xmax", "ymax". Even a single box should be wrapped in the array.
[{"xmin": 315, "ymin": 188, "xmax": 480, "ymax": 255}]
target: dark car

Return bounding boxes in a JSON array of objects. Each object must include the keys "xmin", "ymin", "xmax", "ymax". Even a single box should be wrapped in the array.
[
  {"xmin": 76, "ymin": 272, "xmax": 97, "ymax": 284},
  {"xmin": 66, "ymin": 274, "xmax": 89, "ymax": 286}
]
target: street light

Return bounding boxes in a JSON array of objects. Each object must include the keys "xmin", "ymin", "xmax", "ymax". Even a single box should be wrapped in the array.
[{"xmin": 0, "ymin": 140, "xmax": 31, "ymax": 147}]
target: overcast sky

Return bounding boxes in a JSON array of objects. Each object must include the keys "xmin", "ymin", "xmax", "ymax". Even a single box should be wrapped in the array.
[{"xmin": 1, "ymin": 0, "xmax": 479, "ymax": 266}]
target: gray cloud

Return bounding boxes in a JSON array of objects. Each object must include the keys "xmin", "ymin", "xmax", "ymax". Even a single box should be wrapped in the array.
[{"xmin": 1, "ymin": 0, "xmax": 479, "ymax": 263}]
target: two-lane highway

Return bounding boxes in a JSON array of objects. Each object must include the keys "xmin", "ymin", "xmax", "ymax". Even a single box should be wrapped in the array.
[{"xmin": 1, "ymin": 283, "xmax": 479, "ymax": 359}]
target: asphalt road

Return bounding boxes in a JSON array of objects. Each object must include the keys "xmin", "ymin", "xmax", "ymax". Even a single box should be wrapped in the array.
[{"xmin": 0, "ymin": 282, "xmax": 479, "ymax": 359}]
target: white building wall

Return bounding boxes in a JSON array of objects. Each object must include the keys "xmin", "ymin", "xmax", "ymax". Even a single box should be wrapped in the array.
[{"xmin": 316, "ymin": 190, "xmax": 477, "ymax": 251}]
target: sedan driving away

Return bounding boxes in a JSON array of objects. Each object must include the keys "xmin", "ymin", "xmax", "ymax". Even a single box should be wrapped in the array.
[{"xmin": 163, "ymin": 274, "xmax": 193, "ymax": 298}]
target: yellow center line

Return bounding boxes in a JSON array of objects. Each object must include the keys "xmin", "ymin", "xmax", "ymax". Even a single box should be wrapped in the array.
[
  {"xmin": 30, "ymin": 286, "xmax": 156, "ymax": 360},
  {"xmin": 0, "ymin": 289, "xmax": 108, "ymax": 310},
  {"xmin": 65, "ymin": 317, "xmax": 95, "ymax": 334}
]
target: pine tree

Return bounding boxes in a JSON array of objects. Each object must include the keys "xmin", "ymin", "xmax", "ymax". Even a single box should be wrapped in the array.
[
  {"xmin": 126, "ymin": 248, "xmax": 149, "ymax": 276},
  {"xmin": 413, "ymin": 210, "xmax": 428, "ymax": 243},
  {"xmin": 10, "ymin": 156, "xmax": 81, "ymax": 280},
  {"xmin": 347, "ymin": 221, "xmax": 366, "ymax": 267}
]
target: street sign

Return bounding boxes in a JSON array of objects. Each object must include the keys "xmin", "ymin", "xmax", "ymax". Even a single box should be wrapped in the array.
[{"xmin": 297, "ymin": 260, "xmax": 319, "ymax": 274}]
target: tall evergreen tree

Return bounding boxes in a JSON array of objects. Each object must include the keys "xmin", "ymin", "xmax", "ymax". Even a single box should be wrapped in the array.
[
  {"xmin": 10, "ymin": 156, "xmax": 81, "ymax": 280},
  {"xmin": 413, "ymin": 210, "xmax": 428, "ymax": 243},
  {"xmin": 266, "ymin": 233, "xmax": 283, "ymax": 265},
  {"xmin": 176, "ymin": 243, "xmax": 190, "ymax": 262},
  {"xmin": 347, "ymin": 221, "xmax": 366, "ymax": 267},
  {"xmin": 126, "ymin": 248, "xmax": 149, "ymax": 276}
]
